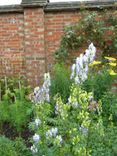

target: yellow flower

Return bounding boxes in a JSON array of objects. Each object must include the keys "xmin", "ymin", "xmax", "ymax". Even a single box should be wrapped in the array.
[
  {"xmin": 105, "ymin": 56, "xmax": 116, "ymax": 61},
  {"xmin": 90, "ymin": 61, "xmax": 101, "ymax": 66},
  {"xmin": 109, "ymin": 62, "xmax": 116, "ymax": 66},
  {"xmin": 109, "ymin": 70, "xmax": 117, "ymax": 76}
]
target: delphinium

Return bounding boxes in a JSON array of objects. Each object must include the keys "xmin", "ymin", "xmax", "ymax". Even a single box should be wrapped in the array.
[
  {"xmin": 70, "ymin": 43, "xmax": 96, "ymax": 84},
  {"xmin": 33, "ymin": 73, "xmax": 51, "ymax": 104},
  {"xmin": 30, "ymin": 73, "xmax": 51, "ymax": 154},
  {"xmin": 30, "ymin": 43, "xmax": 104, "ymax": 156}
]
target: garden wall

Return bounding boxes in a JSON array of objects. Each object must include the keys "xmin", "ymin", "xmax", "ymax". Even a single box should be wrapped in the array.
[{"xmin": 0, "ymin": 0, "xmax": 116, "ymax": 86}]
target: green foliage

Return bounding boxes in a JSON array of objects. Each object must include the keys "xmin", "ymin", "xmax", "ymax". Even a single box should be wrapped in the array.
[
  {"xmin": 31, "ymin": 71, "xmax": 117, "ymax": 156},
  {"xmin": 0, "ymin": 136, "xmax": 32, "ymax": 156},
  {"xmin": 55, "ymin": 10, "xmax": 117, "ymax": 61},
  {"xmin": 31, "ymin": 85, "xmax": 104, "ymax": 156},
  {"xmin": 54, "ymin": 47, "xmax": 68, "ymax": 62},
  {"xmin": 9, "ymin": 98, "xmax": 33, "ymax": 132},
  {"xmin": 14, "ymin": 137, "xmax": 32, "ymax": 156},
  {"xmin": 50, "ymin": 63, "xmax": 72, "ymax": 103},
  {"xmin": 0, "ymin": 78, "xmax": 33, "ymax": 133},
  {"xmin": 88, "ymin": 125, "xmax": 117, "ymax": 156},
  {"xmin": 82, "ymin": 69, "xmax": 113, "ymax": 101},
  {"xmin": 0, "ymin": 77, "xmax": 29, "ymax": 98},
  {"xmin": 101, "ymin": 92, "xmax": 117, "ymax": 125},
  {"xmin": 0, "ymin": 136, "xmax": 18, "ymax": 156}
]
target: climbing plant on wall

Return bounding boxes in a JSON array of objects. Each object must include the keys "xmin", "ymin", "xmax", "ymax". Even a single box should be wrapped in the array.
[{"xmin": 54, "ymin": 10, "xmax": 117, "ymax": 62}]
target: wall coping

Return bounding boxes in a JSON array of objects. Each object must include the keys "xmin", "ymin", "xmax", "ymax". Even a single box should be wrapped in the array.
[
  {"xmin": 21, "ymin": 0, "xmax": 48, "ymax": 7},
  {"xmin": 45, "ymin": 1, "xmax": 117, "ymax": 11},
  {"xmin": 0, "ymin": 1, "xmax": 117, "ymax": 13},
  {"xmin": 0, "ymin": 5, "xmax": 23, "ymax": 13}
]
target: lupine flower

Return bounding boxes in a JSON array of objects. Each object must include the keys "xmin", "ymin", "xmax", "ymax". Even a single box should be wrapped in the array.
[
  {"xmin": 46, "ymin": 127, "xmax": 58, "ymax": 139},
  {"xmin": 46, "ymin": 130, "xmax": 53, "ymax": 138},
  {"xmin": 31, "ymin": 144, "xmax": 38, "ymax": 154},
  {"xmin": 68, "ymin": 96, "xmax": 80, "ymax": 108},
  {"xmin": 55, "ymin": 103, "xmax": 59, "ymax": 114},
  {"xmin": 79, "ymin": 125, "xmax": 88, "ymax": 136},
  {"xmin": 35, "ymin": 118, "xmax": 41, "ymax": 127},
  {"xmin": 52, "ymin": 127, "xmax": 58, "ymax": 137},
  {"xmin": 33, "ymin": 73, "xmax": 51, "ymax": 103},
  {"xmin": 33, "ymin": 134, "xmax": 40, "ymax": 143},
  {"xmin": 70, "ymin": 64, "xmax": 76, "ymax": 79},
  {"xmin": 70, "ymin": 43, "xmax": 96, "ymax": 84}
]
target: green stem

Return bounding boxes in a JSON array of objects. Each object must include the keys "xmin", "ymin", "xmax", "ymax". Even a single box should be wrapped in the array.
[
  {"xmin": 0, "ymin": 83, "xmax": 1, "ymax": 102},
  {"xmin": 4, "ymin": 76, "xmax": 7, "ymax": 91}
]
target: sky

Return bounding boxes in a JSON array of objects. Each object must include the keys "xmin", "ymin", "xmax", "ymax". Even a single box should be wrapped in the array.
[{"xmin": 0, "ymin": 0, "xmax": 82, "ymax": 6}]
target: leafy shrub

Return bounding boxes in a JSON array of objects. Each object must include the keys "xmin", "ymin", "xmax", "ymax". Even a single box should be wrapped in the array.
[
  {"xmin": 88, "ymin": 126, "xmax": 117, "ymax": 156},
  {"xmin": 31, "ymin": 84, "xmax": 117, "ymax": 156},
  {"xmin": 0, "ymin": 78, "xmax": 33, "ymax": 133},
  {"xmin": 0, "ymin": 136, "xmax": 17, "ymax": 156},
  {"xmin": 55, "ymin": 10, "xmax": 117, "ymax": 61},
  {"xmin": 30, "ymin": 62, "xmax": 117, "ymax": 156},
  {"xmin": 82, "ymin": 69, "xmax": 113, "ymax": 101},
  {"xmin": 14, "ymin": 137, "xmax": 32, "ymax": 156},
  {"xmin": 9, "ymin": 98, "xmax": 33, "ymax": 132},
  {"xmin": 101, "ymin": 92, "xmax": 117, "ymax": 126},
  {"xmin": 0, "ymin": 136, "xmax": 32, "ymax": 156},
  {"xmin": 30, "ymin": 84, "xmax": 105, "ymax": 156},
  {"xmin": 50, "ymin": 63, "xmax": 72, "ymax": 103}
]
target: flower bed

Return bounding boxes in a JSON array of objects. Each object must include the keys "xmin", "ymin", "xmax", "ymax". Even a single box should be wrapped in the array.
[{"xmin": 0, "ymin": 43, "xmax": 117, "ymax": 156}]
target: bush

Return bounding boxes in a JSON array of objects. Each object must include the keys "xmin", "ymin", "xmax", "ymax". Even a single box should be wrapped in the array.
[
  {"xmin": 82, "ymin": 69, "xmax": 113, "ymax": 101},
  {"xmin": 0, "ymin": 78, "xmax": 33, "ymax": 133},
  {"xmin": 101, "ymin": 92, "xmax": 117, "ymax": 126},
  {"xmin": 50, "ymin": 63, "xmax": 72, "ymax": 103},
  {"xmin": 0, "ymin": 136, "xmax": 17, "ymax": 156},
  {"xmin": 54, "ymin": 10, "xmax": 117, "ymax": 62},
  {"xmin": 0, "ymin": 136, "xmax": 32, "ymax": 156},
  {"xmin": 30, "ymin": 85, "xmax": 103, "ymax": 156},
  {"xmin": 88, "ymin": 126, "xmax": 117, "ymax": 156}
]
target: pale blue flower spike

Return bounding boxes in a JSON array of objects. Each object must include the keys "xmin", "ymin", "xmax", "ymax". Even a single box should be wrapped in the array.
[{"xmin": 70, "ymin": 43, "xmax": 96, "ymax": 84}]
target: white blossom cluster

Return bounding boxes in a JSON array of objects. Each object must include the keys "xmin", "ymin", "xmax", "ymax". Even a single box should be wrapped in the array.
[
  {"xmin": 31, "ymin": 133, "xmax": 40, "ymax": 154},
  {"xmin": 30, "ymin": 144, "xmax": 38, "ymax": 154},
  {"xmin": 46, "ymin": 127, "xmax": 63, "ymax": 145},
  {"xmin": 70, "ymin": 43, "xmax": 96, "ymax": 84},
  {"xmin": 34, "ymin": 118, "xmax": 41, "ymax": 127},
  {"xmin": 68, "ymin": 96, "xmax": 80, "ymax": 109},
  {"xmin": 33, "ymin": 73, "xmax": 51, "ymax": 103},
  {"xmin": 33, "ymin": 133, "xmax": 40, "ymax": 143},
  {"xmin": 46, "ymin": 127, "xmax": 58, "ymax": 138},
  {"xmin": 55, "ymin": 103, "xmax": 60, "ymax": 114}
]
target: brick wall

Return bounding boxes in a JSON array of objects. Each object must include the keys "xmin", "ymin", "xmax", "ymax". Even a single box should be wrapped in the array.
[
  {"xmin": 45, "ymin": 11, "xmax": 81, "ymax": 71},
  {"xmin": 0, "ymin": 13, "xmax": 24, "ymax": 77},
  {"xmin": 0, "ymin": 0, "xmax": 116, "ymax": 87},
  {"xmin": 24, "ymin": 8, "xmax": 46, "ymax": 85}
]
